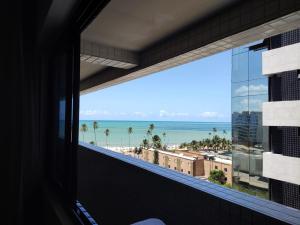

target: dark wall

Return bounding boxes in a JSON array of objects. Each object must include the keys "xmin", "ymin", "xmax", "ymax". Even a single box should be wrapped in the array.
[
  {"xmin": 78, "ymin": 146, "xmax": 292, "ymax": 225},
  {"xmin": 0, "ymin": 1, "xmax": 83, "ymax": 224}
]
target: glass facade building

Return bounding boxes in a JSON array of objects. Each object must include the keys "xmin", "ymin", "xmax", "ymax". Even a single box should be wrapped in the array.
[{"xmin": 231, "ymin": 41, "xmax": 269, "ymax": 198}]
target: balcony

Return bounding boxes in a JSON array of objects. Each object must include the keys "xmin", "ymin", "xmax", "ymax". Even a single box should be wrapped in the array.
[
  {"xmin": 262, "ymin": 42, "xmax": 300, "ymax": 76},
  {"xmin": 78, "ymin": 143, "xmax": 300, "ymax": 225},
  {"xmin": 262, "ymin": 101, "xmax": 300, "ymax": 127},
  {"xmin": 263, "ymin": 152, "xmax": 300, "ymax": 186}
]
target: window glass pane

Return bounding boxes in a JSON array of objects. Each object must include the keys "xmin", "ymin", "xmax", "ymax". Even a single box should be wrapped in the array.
[
  {"xmin": 232, "ymin": 52, "xmax": 248, "ymax": 82},
  {"xmin": 232, "ymin": 149, "xmax": 249, "ymax": 186},
  {"xmin": 232, "ymin": 81, "xmax": 248, "ymax": 97},
  {"xmin": 249, "ymin": 48, "xmax": 266, "ymax": 80},
  {"xmin": 249, "ymin": 79, "xmax": 268, "ymax": 96},
  {"xmin": 232, "ymin": 96, "xmax": 248, "ymax": 123}
]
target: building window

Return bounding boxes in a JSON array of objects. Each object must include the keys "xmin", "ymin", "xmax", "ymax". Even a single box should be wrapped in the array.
[
  {"xmin": 168, "ymin": 165, "xmax": 170, "ymax": 168},
  {"xmin": 181, "ymin": 169, "xmax": 183, "ymax": 172},
  {"xmin": 224, "ymin": 168, "xmax": 227, "ymax": 172},
  {"xmin": 215, "ymin": 166, "xmax": 218, "ymax": 170},
  {"xmin": 188, "ymin": 171, "xmax": 190, "ymax": 174},
  {"xmin": 174, "ymin": 167, "xmax": 177, "ymax": 170}
]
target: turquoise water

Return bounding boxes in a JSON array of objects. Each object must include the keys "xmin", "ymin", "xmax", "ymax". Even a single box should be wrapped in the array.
[{"xmin": 79, "ymin": 120, "xmax": 231, "ymax": 147}]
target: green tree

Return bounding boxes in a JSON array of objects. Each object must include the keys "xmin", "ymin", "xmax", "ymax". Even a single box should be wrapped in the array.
[
  {"xmin": 208, "ymin": 170, "xmax": 226, "ymax": 185},
  {"xmin": 191, "ymin": 140, "xmax": 198, "ymax": 150},
  {"xmin": 128, "ymin": 127, "xmax": 133, "ymax": 148},
  {"xmin": 149, "ymin": 123, "xmax": 155, "ymax": 133},
  {"xmin": 80, "ymin": 123, "xmax": 88, "ymax": 142},
  {"xmin": 223, "ymin": 129, "xmax": 227, "ymax": 138},
  {"xmin": 162, "ymin": 132, "xmax": 166, "ymax": 144},
  {"xmin": 142, "ymin": 138, "xmax": 149, "ymax": 149},
  {"xmin": 152, "ymin": 135, "xmax": 162, "ymax": 149},
  {"xmin": 93, "ymin": 121, "xmax": 99, "ymax": 145},
  {"xmin": 104, "ymin": 128, "xmax": 110, "ymax": 147},
  {"xmin": 212, "ymin": 127, "xmax": 217, "ymax": 133}
]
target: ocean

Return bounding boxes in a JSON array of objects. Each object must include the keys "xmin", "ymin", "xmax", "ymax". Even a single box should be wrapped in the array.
[{"xmin": 79, "ymin": 120, "xmax": 231, "ymax": 147}]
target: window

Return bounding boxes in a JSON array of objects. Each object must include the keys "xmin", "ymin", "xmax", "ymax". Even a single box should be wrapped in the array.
[
  {"xmin": 181, "ymin": 169, "xmax": 183, "ymax": 172},
  {"xmin": 188, "ymin": 171, "xmax": 191, "ymax": 174},
  {"xmin": 215, "ymin": 166, "xmax": 218, "ymax": 170},
  {"xmin": 174, "ymin": 167, "xmax": 177, "ymax": 170},
  {"xmin": 168, "ymin": 165, "xmax": 170, "ymax": 168},
  {"xmin": 224, "ymin": 168, "xmax": 227, "ymax": 172}
]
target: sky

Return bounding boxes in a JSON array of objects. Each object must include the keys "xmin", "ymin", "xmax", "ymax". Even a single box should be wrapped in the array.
[{"xmin": 80, "ymin": 50, "xmax": 232, "ymax": 122}]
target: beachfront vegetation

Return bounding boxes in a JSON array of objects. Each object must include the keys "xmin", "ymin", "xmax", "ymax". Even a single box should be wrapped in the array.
[
  {"xmin": 93, "ymin": 121, "xmax": 99, "ymax": 144},
  {"xmin": 179, "ymin": 135, "xmax": 231, "ymax": 152},
  {"xmin": 208, "ymin": 170, "xmax": 226, "ymax": 185},
  {"xmin": 128, "ymin": 127, "xmax": 133, "ymax": 148},
  {"xmin": 152, "ymin": 135, "xmax": 162, "ymax": 149},
  {"xmin": 142, "ymin": 138, "xmax": 149, "ymax": 149},
  {"xmin": 104, "ymin": 128, "xmax": 110, "ymax": 147},
  {"xmin": 80, "ymin": 123, "xmax": 88, "ymax": 142}
]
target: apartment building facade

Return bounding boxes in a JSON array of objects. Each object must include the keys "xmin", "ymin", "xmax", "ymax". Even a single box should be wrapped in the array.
[
  {"xmin": 204, "ymin": 158, "xmax": 232, "ymax": 185},
  {"xmin": 232, "ymin": 28, "xmax": 300, "ymax": 209},
  {"xmin": 142, "ymin": 149, "xmax": 204, "ymax": 176},
  {"xmin": 262, "ymin": 28, "xmax": 300, "ymax": 210}
]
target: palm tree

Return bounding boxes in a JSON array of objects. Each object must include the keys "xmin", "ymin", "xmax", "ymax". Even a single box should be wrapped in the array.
[
  {"xmin": 223, "ymin": 129, "xmax": 227, "ymax": 138},
  {"xmin": 149, "ymin": 123, "xmax": 155, "ymax": 133},
  {"xmin": 146, "ymin": 129, "xmax": 152, "ymax": 146},
  {"xmin": 128, "ymin": 127, "xmax": 133, "ymax": 148},
  {"xmin": 80, "ymin": 123, "xmax": 88, "ymax": 142},
  {"xmin": 104, "ymin": 128, "xmax": 110, "ymax": 147},
  {"xmin": 162, "ymin": 132, "xmax": 166, "ymax": 143},
  {"xmin": 142, "ymin": 138, "xmax": 149, "ymax": 149},
  {"xmin": 213, "ymin": 127, "xmax": 217, "ymax": 133},
  {"xmin": 191, "ymin": 140, "xmax": 198, "ymax": 150},
  {"xmin": 152, "ymin": 135, "xmax": 162, "ymax": 149},
  {"xmin": 93, "ymin": 121, "xmax": 99, "ymax": 145}
]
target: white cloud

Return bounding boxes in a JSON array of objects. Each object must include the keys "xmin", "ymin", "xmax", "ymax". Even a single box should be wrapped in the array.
[
  {"xmin": 159, "ymin": 110, "xmax": 189, "ymax": 117},
  {"xmin": 198, "ymin": 111, "xmax": 223, "ymax": 118},
  {"xmin": 133, "ymin": 111, "xmax": 147, "ymax": 117},
  {"xmin": 249, "ymin": 84, "xmax": 267, "ymax": 95},
  {"xmin": 79, "ymin": 110, "xmax": 110, "ymax": 116},
  {"xmin": 235, "ymin": 84, "xmax": 267, "ymax": 96}
]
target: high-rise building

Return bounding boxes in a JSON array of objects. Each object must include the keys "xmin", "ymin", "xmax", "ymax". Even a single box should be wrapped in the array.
[
  {"xmin": 232, "ymin": 28, "xmax": 300, "ymax": 210},
  {"xmin": 262, "ymin": 28, "xmax": 300, "ymax": 210},
  {"xmin": 231, "ymin": 40, "xmax": 269, "ymax": 198}
]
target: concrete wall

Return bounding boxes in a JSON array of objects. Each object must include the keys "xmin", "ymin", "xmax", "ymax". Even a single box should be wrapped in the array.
[
  {"xmin": 262, "ymin": 42, "xmax": 300, "ymax": 75},
  {"xmin": 263, "ymin": 152, "xmax": 300, "ymax": 185},
  {"xmin": 263, "ymin": 101, "xmax": 300, "ymax": 127}
]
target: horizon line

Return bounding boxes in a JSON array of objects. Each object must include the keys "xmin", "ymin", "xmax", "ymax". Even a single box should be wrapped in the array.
[{"xmin": 79, "ymin": 119, "xmax": 231, "ymax": 123}]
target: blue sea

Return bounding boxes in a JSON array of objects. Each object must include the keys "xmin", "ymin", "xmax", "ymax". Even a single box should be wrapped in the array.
[{"xmin": 79, "ymin": 120, "xmax": 231, "ymax": 147}]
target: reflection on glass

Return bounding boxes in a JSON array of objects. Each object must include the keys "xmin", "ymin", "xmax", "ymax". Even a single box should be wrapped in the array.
[
  {"xmin": 232, "ymin": 96, "xmax": 248, "ymax": 116},
  {"xmin": 232, "ymin": 42, "xmax": 268, "ymax": 199},
  {"xmin": 249, "ymin": 48, "xmax": 265, "ymax": 80},
  {"xmin": 232, "ymin": 52, "xmax": 248, "ymax": 82},
  {"xmin": 232, "ymin": 81, "xmax": 248, "ymax": 97},
  {"xmin": 249, "ymin": 79, "xmax": 268, "ymax": 96}
]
